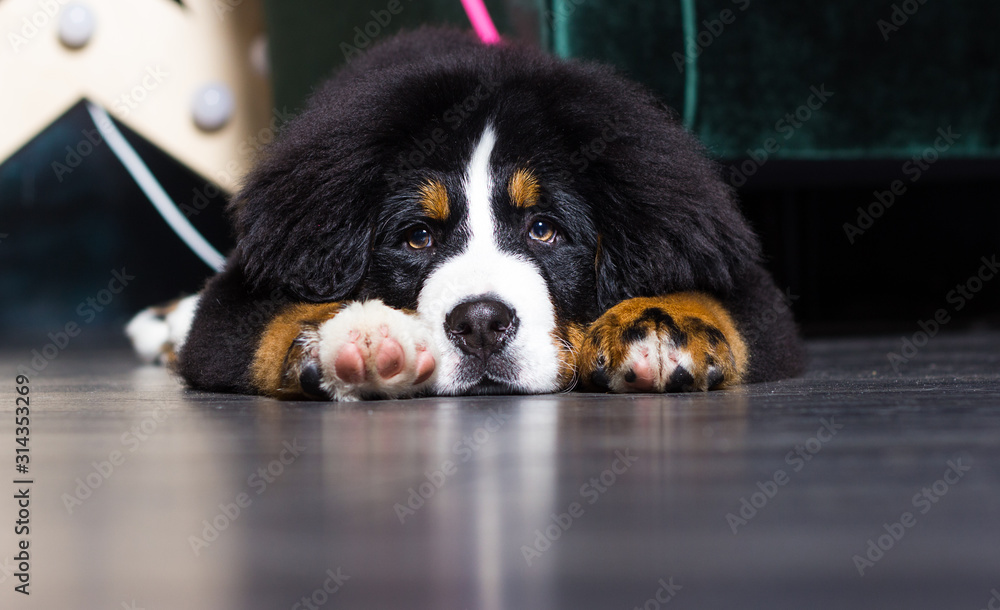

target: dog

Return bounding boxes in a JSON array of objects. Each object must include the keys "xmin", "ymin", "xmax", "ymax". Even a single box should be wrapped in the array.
[{"xmin": 126, "ymin": 27, "xmax": 804, "ymax": 401}]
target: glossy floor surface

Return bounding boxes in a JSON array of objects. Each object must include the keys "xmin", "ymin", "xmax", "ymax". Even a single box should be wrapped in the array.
[{"xmin": 2, "ymin": 332, "xmax": 1000, "ymax": 609}]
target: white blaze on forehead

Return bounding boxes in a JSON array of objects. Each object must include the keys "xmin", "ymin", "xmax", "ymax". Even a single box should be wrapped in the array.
[
  {"xmin": 465, "ymin": 125, "xmax": 498, "ymax": 249},
  {"xmin": 416, "ymin": 125, "xmax": 563, "ymax": 395}
]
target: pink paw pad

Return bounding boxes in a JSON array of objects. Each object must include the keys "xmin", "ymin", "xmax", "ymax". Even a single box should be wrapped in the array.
[
  {"xmin": 624, "ymin": 353, "xmax": 656, "ymax": 391},
  {"xmin": 375, "ymin": 338, "xmax": 404, "ymax": 379},
  {"xmin": 334, "ymin": 343, "xmax": 366, "ymax": 384},
  {"xmin": 414, "ymin": 348, "xmax": 436, "ymax": 385}
]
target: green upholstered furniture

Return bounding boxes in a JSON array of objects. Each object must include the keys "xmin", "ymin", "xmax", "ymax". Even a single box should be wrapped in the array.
[
  {"xmin": 263, "ymin": 0, "xmax": 999, "ymax": 162},
  {"xmin": 547, "ymin": 0, "xmax": 999, "ymax": 162}
]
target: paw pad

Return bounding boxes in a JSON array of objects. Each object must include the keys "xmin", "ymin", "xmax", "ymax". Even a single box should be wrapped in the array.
[{"xmin": 313, "ymin": 301, "xmax": 438, "ymax": 400}]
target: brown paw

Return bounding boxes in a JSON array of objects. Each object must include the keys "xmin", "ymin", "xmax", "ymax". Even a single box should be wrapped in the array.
[{"xmin": 579, "ymin": 294, "xmax": 747, "ymax": 393}]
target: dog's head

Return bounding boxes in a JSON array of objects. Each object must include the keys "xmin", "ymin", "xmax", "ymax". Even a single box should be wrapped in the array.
[{"xmin": 232, "ymin": 29, "xmax": 760, "ymax": 396}]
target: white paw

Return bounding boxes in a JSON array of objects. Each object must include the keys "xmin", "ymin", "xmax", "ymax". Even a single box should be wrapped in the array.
[
  {"xmin": 312, "ymin": 301, "xmax": 437, "ymax": 401},
  {"xmin": 126, "ymin": 295, "xmax": 199, "ymax": 363}
]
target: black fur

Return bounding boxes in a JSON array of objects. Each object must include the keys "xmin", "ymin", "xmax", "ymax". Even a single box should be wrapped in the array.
[{"xmin": 179, "ymin": 27, "xmax": 803, "ymax": 393}]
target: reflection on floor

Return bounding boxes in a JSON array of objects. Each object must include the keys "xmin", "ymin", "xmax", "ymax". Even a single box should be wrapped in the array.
[{"xmin": 2, "ymin": 331, "xmax": 999, "ymax": 609}]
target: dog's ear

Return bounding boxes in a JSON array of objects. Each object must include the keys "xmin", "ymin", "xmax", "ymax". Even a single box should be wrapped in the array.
[
  {"xmin": 230, "ymin": 108, "xmax": 378, "ymax": 303},
  {"xmin": 588, "ymin": 113, "xmax": 761, "ymax": 312}
]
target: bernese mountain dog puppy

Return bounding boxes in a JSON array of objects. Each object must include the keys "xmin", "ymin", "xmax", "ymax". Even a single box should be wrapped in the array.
[{"xmin": 127, "ymin": 27, "xmax": 804, "ymax": 400}]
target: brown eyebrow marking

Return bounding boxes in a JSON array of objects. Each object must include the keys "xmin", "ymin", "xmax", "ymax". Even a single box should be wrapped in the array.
[
  {"xmin": 418, "ymin": 179, "xmax": 450, "ymax": 221},
  {"xmin": 509, "ymin": 168, "xmax": 541, "ymax": 208}
]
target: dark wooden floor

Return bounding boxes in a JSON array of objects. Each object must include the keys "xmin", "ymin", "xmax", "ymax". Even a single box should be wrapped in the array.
[{"xmin": 3, "ymin": 332, "xmax": 1000, "ymax": 609}]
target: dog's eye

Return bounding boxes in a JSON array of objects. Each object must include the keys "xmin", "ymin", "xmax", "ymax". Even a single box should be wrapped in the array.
[
  {"xmin": 405, "ymin": 226, "xmax": 434, "ymax": 250},
  {"xmin": 528, "ymin": 220, "xmax": 557, "ymax": 243}
]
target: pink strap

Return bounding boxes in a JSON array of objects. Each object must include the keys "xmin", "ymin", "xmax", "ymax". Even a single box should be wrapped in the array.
[{"xmin": 461, "ymin": 0, "xmax": 501, "ymax": 44}]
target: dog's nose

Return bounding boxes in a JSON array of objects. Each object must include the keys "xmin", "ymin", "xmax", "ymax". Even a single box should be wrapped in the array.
[{"xmin": 445, "ymin": 298, "xmax": 516, "ymax": 360}]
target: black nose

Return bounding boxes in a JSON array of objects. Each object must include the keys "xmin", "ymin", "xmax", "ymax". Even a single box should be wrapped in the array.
[{"xmin": 445, "ymin": 299, "xmax": 516, "ymax": 360}]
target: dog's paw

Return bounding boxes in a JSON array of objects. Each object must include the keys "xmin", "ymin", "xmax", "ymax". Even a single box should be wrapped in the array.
[
  {"xmin": 125, "ymin": 294, "xmax": 199, "ymax": 365},
  {"xmin": 297, "ymin": 301, "xmax": 437, "ymax": 401},
  {"xmin": 578, "ymin": 294, "xmax": 747, "ymax": 393}
]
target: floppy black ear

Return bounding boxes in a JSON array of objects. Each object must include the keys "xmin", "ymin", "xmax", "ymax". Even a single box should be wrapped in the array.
[
  {"xmin": 587, "ymin": 107, "xmax": 761, "ymax": 312},
  {"xmin": 230, "ymin": 100, "xmax": 382, "ymax": 303}
]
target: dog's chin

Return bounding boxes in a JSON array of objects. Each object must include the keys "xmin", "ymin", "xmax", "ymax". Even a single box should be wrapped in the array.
[
  {"xmin": 451, "ymin": 364, "xmax": 530, "ymax": 396},
  {"xmin": 462, "ymin": 379, "xmax": 531, "ymax": 396},
  {"xmin": 431, "ymin": 336, "xmax": 571, "ymax": 396},
  {"xmin": 440, "ymin": 359, "xmax": 539, "ymax": 396}
]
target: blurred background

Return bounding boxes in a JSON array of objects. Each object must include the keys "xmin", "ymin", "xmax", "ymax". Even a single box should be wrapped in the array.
[{"xmin": 2, "ymin": 0, "xmax": 998, "ymax": 349}]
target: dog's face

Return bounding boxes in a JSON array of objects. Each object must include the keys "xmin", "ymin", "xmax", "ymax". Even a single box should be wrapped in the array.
[
  {"xmin": 233, "ymin": 32, "xmax": 759, "ymax": 396},
  {"xmin": 363, "ymin": 124, "xmax": 598, "ymax": 395}
]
